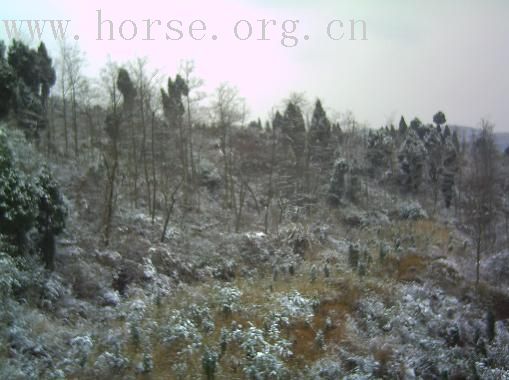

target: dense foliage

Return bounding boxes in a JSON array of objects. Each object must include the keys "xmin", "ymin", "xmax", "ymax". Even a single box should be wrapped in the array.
[{"xmin": 0, "ymin": 127, "xmax": 66, "ymax": 267}]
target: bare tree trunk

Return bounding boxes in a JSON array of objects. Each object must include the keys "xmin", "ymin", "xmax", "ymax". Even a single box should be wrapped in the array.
[
  {"xmin": 505, "ymin": 213, "xmax": 509, "ymax": 250},
  {"xmin": 46, "ymin": 97, "xmax": 54, "ymax": 158},
  {"xmin": 231, "ymin": 176, "xmax": 247, "ymax": 233},
  {"xmin": 151, "ymin": 112, "xmax": 157, "ymax": 223},
  {"xmin": 129, "ymin": 112, "xmax": 138, "ymax": 207},
  {"xmin": 141, "ymin": 99, "xmax": 151, "ymax": 215},
  {"xmin": 264, "ymin": 126, "xmax": 277, "ymax": 234},
  {"xmin": 186, "ymin": 95, "xmax": 195, "ymax": 196},
  {"xmin": 476, "ymin": 232, "xmax": 481, "ymax": 288},
  {"xmin": 62, "ymin": 86, "xmax": 69, "ymax": 156},
  {"xmin": 71, "ymin": 87, "xmax": 78, "ymax": 159},
  {"xmin": 179, "ymin": 119, "xmax": 189, "ymax": 209},
  {"xmin": 103, "ymin": 149, "xmax": 118, "ymax": 246},
  {"xmin": 161, "ymin": 181, "xmax": 182, "ymax": 242}
]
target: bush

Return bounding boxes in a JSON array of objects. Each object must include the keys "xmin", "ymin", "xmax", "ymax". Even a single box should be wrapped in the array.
[
  {"xmin": 0, "ymin": 126, "xmax": 66, "ymax": 268},
  {"xmin": 399, "ymin": 201, "xmax": 428, "ymax": 220}
]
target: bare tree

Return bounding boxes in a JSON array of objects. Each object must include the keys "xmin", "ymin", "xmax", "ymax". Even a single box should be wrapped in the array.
[
  {"xmin": 179, "ymin": 60, "xmax": 205, "ymax": 202},
  {"xmin": 56, "ymin": 41, "xmax": 70, "ymax": 156},
  {"xmin": 129, "ymin": 58, "xmax": 160, "ymax": 214},
  {"xmin": 463, "ymin": 120, "xmax": 499, "ymax": 287},
  {"xmin": 100, "ymin": 59, "xmax": 121, "ymax": 246},
  {"xmin": 63, "ymin": 42, "xmax": 86, "ymax": 159},
  {"xmin": 211, "ymin": 83, "xmax": 245, "ymax": 211}
]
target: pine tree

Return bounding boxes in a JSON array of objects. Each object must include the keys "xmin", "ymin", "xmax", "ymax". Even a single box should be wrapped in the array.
[
  {"xmin": 0, "ymin": 42, "xmax": 16, "ymax": 119},
  {"xmin": 443, "ymin": 124, "xmax": 451, "ymax": 137},
  {"xmin": 398, "ymin": 129, "xmax": 426, "ymax": 192},
  {"xmin": 398, "ymin": 116, "xmax": 408, "ymax": 136},
  {"xmin": 433, "ymin": 111, "xmax": 447, "ymax": 129},
  {"xmin": 282, "ymin": 102, "xmax": 306, "ymax": 170},
  {"xmin": 308, "ymin": 99, "xmax": 331, "ymax": 162},
  {"xmin": 328, "ymin": 158, "xmax": 348, "ymax": 205}
]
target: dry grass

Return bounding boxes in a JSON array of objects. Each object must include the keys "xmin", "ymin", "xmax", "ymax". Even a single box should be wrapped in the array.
[{"xmin": 81, "ymin": 218, "xmax": 459, "ymax": 378}]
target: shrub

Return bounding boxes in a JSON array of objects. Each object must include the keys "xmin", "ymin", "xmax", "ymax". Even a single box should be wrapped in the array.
[
  {"xmin": 0, "ymin": 127, "xmax": 66, "ymax": 268},
  {"xmin": 399, "ymin": 201, "xmax": 428, "ymax": 220}
]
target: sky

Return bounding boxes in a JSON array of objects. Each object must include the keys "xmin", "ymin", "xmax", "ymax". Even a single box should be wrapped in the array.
[{"xmin": 2, "ymin": 0, "xmax": 509, "ymax": 131}]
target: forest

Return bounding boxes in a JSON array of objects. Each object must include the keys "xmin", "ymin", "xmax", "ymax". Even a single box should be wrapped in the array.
[{"xmin": 1, "ymin": 38, "xmax": 509, "ymax": 379}]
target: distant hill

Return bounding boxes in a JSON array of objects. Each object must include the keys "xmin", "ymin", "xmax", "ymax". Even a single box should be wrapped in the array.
[{"xmin": 450, "ymin": 125, "xmax": 509, "ymax": 152}]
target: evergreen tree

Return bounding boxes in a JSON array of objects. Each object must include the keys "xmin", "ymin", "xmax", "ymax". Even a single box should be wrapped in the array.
[
  {"xmin": 0, "ymin": 127, "xmax": 66, "ymax": 265},
  {"xmin": 8, "ymin": 40, "xmax": 40, "ymax": 92},
  {"xmin": 308, "ymin": 99, "xmax": 331, "ymax": 162},
  {"xmin": 443, "ymin": 124, "xmax": 451, "ymax": 139},
  {"xmin": 398, "ymin": 116, "xmax": 408, "ymax": 135},
  {"xmin": 328, "ymin": 158, "xmax": 348, "ymax": 205},
  {"xmin": 452, "ymin": 130, "xmax": 460, "ymax": 151},
  {"xmin": 433, "ymin": 111, "xmax": 446, "ymax": 129},
  {"xmin": 35, "ymin": 167, "xmax": 67, "ymax": 269},
  {"xmin": 272, "ymin": 111, "xmax": 284, "ymax": 133},
  {"xmin": 37, "ymin": 42, "xmax": 56, "ymax": 109},
  {"xmin": 0, "ymin": 43, "xmax": 16, "ymax": 119},
  {"xmin": 423, "ymin": 125, "xmax": 443, "ymax": 208},
  {"xmin": 410, "ymin": 118, "xmax": 426, "ymax": 138},
  {"xmin": 4, "ymin": 40, "xmax": 55, "ymax": 138},
  {"xmin": 36, "ymin": 42, "xmax": 56, "ymax": 131},
  {"xmin": 116, "ymin": 68, "xmax": 136, "ymax": 109},
  {"xmin": 398, "ymin": 129, "xmax": 426, "ymax": 192},
  {"xmin": 282, "ymin": 102, "xmax": 306, "ymax": 169},
  {"xmin": 367, "ymin": 129, "xmax": 394, "ymax": 176}
]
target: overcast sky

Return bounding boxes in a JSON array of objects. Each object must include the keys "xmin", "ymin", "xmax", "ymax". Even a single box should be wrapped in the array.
[{"xmin": 2, "ymin": 0, "xmax": 509, "ymax": 130}]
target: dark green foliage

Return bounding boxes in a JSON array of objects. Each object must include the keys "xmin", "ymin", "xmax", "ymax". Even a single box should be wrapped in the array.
[
  {"xmin": 0, "ymin": 128, "xmax": 66, "ymax": 267},
  {"xmin": 331, "ymin": 122, "xmax": 342, "ymax": 143},
  {"xmin": 348, "ymin": 243, "xmax": 359, "ymax": 270},
  {"xmin": 282, "ymin": 102, "xmax": 306, "ymax": 167},
  {"xmin": 328, "ymin": 158, "xmax": 348, "ymax": 205},
  {"xmin": 433, "ymin": 111, "xmax": 446, "ymax": 128},
  {"xmin": 398, "ymin": 116, "xmax": 408, "ymax": 135},
  {"xmin": 0, "ymin": 41, "xmax": 5, "ymax": 60},
  {"xmin": 398, "ymin": 129, "xmax": 426, "ymax": 192},
  {"xmin": 248, "ymin": 118, "xmax": 262, "ymax": 130},
  {"xmin": 8, "ymin": 40, "xmax": 40, "ymax": 92},
  {"xmin": 202, "ymin": 347, "xmax": 218, "ymax": 380},
  {"xmin": 272, "ymin": 111, "xmax": 284, "ymax": 133},
  {"xmin": 37, "ymin": 43, "xmax": 56, "ymax": 111},
  {"xmin": 35, "ymin": 167, "xmax": 67, "ymax": 269},
  {"xmin": 347, "ymin": 171, "xmax": 361, "ymax": 203},
  {"xmin": 0, "ymin": 54, "xmax": 16, "ymax": 119},
  {"xmin": 409, "ymin": 117, "xmax": 422, "ymax": 131},
  {"xmin": 308, "ymin": 99, "xmax": 331, "ymax": 162},
  {"xmin": 367, "ymin": 129, "xmax": 393, "ymax": 175},
  {"xmin": 443, "ymin": 124, "xmax": 451, "ymax": 140},
  {"xmin": 0, "ymin": 40, "xmax": 56, "ymax": 137},
  {"xmin": 36, "ymin": 167, "xmax": 66, "ymax": 235},
  {"xmin": 117, "ymin": 68, "xmax": 136, "ymax": 109},
  {"xmin": 441, "ymin": 171, "xmax": 454, "ymax": 208},
  {"xmin": 0, "ymin": 130, "xmax": 38, "ymax": 252},
  {"xmin": 161, "ymin": 74, "xmax": 188, "ymax": 127}
]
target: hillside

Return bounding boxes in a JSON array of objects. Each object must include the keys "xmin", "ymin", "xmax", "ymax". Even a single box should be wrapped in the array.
[{"xmin": 1, "ymin": 38, "xmax": 509, "ymax": 380}]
